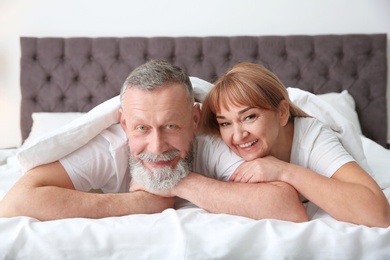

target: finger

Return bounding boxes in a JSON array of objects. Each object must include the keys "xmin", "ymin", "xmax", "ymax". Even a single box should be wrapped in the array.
[
  {"xmin": 230, "ymin": 164, "xmax": 247, "ymax": 182},
  {"xmin": 241, "ymin": 172, "xmax": 256, "ymax": 183},
  {"xmin": 229, "ymin": 171, "xmax": 238, "ymax": 182},
  {"xmin": 247, "ymin": 174, "xmax": 260, "ymax": 183},
  {"xmin": 236, "ymin": 165, "xmax": 253, "ymax": 182},
  {"xmin": 230, "ymin": 170, "xmax": 243, "ymax": 182},
  {"xmin": 233, "ymin": 172, "xmax": 245, "ymax": 182}
]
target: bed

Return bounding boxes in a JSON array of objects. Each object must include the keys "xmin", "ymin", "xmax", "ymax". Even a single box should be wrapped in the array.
[{"xmin": 1, "ymin": 34, "xmax": 389, "ymax": 259}]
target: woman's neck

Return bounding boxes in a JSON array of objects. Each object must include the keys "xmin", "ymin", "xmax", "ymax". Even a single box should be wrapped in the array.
[{"xmin": 271, "ymin": 121, "xmax": 294, "ymax": 162}]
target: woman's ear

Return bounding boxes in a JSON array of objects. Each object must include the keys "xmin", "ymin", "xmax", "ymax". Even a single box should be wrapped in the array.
[
  {"xmin": 193, "ymin": 103, "xmax": 202, "ymax": 134},
  {"xmin": 279, "ymin": 100, "xmax": 290, "ymax": 126}
]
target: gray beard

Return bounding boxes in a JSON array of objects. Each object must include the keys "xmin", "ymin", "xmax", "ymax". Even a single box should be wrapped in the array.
[{"xmin": 129, "ymin": 143, "xmax": 193, "ymax": 192}]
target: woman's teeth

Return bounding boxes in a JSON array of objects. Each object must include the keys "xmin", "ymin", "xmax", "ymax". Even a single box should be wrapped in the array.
[{"xmin": 239, "ymin": 140, "xmax": 258, "ymax": 148}]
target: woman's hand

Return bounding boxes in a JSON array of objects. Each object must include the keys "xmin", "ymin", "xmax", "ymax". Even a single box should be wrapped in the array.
[{"xmin": 229, "ymin": 156, "xmax": 289, "ymax": 183}]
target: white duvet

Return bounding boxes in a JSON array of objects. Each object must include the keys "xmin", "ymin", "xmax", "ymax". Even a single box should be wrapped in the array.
[{"xmin": 1, "ymin": 78, "xmax": 389, "ymax": 259}]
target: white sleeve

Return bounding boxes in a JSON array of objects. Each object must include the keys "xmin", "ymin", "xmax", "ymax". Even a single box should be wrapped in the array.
[
  {"xmin": 194, "ymin": 135, "xmax": 244, "ymax": 182},
  {"xmin": 308, "ymin": 124, "xmax": 355, "ymax": 178},
  {"xmin": 59, "ymin": 134, "xmax": 126, "ymax": 193}
]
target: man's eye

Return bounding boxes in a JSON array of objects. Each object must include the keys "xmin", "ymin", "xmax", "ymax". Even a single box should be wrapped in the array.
[
  {"xmin": 136, "ymin": 125, "xmax": 147, "ymax": 131},
  {"xmin": 166, "ymin": 124, "xmax": 177, "ymax": 129}
]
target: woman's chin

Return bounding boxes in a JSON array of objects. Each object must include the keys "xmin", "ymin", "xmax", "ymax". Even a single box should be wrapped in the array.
[{"xmin": 240, "ymin": 153, "xmax": 260, "ymax": 161}]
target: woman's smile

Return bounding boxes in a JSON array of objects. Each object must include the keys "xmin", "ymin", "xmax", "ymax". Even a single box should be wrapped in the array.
[{"xmin": 238, "ymin": 139, "xmax": 258, "ymax": 148}]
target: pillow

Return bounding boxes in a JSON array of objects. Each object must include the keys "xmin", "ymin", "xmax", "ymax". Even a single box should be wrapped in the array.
[
  {"xmin": 316, "ymin": 90, "xmax": 362, "ymax": 135},
  {"xmin": 17, "ymin": 96, "xmax": 120, "ymax": 172},
  {"xmin": 190, "ymin": 76, "xmax": 213, "ymax": 102},
  {"xmin": 23, "ymin": 112, "xmax": 85, "ymax": 147}
]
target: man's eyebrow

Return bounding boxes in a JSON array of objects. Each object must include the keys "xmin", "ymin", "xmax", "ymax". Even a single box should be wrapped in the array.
[
  {"xmin": 129, "ymin": 111, "xmax": 185, "ymax": 123},
  {"xmin": 216, "ymin": 107, "xmax": 254, "ymax": 119}
]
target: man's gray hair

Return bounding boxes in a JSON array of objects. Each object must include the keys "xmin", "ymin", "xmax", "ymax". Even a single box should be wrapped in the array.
[{"xmin": 120, "ymin": 60, "xmax": 194, "ymax": 107}]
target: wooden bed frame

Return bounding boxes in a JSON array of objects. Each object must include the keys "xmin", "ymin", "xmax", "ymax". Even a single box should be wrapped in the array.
[{"xmin": 19, "ymin": 34, "xmax": 388, "ymax": 146}]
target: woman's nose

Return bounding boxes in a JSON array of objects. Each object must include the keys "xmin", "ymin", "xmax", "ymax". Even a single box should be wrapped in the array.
[{"xmin": 233, "ymin": 123, "xmax": 249, "ymax": 142}]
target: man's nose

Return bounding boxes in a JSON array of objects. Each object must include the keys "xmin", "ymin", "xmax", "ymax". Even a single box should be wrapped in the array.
[{"xmin": 148, "ymin": 130, "xmax": 168, "ymax": 154}]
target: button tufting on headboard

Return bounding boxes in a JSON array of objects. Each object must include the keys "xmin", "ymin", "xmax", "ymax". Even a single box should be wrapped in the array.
[{"xmin": 20, "ymin": 35, "xmax": 388, "ymax": 147}]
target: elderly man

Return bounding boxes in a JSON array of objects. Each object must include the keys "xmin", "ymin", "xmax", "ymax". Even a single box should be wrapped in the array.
[{"xmin": 0, "ymin": 60, "xmax": 307, "ymax": 222}]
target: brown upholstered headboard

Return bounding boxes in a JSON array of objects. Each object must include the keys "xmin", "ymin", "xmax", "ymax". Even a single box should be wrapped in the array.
[{"xmin": 20, "ymin": 35, "xmax": 388, "ymax": 147}]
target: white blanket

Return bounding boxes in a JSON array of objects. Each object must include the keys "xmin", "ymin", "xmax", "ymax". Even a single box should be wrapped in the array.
[{"xmin": 0, "ymin": 207, "xmax": 389, "ymax": 259}]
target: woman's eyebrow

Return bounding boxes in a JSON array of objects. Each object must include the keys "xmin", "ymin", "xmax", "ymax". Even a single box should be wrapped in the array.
[
  {"xmin": 216, "ymin": 107, "xmax": 254, "ymax": 119},
  {"xmin": 238, "ymin": 107, "xmax": 254, "ymax": 115}
]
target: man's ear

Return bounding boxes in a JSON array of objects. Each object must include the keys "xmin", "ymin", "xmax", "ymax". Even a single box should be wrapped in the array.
[
  {"xmin": 119, "ymin": 108, "xmax": 127, "ymax": 132},
  {"xmin": 279, "ymin": 100, "xmax": 290, "ymax": 126},
  {"xmin": 192, "ymin": 103, "xmax": 202, "ymax": 133}
]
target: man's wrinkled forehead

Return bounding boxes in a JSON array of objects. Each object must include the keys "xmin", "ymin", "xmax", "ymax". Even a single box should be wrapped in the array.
[
  {"xmin": 123, "ymin": 86, "xmax": 193, "ymax": 121},
  {"xmin": 127, "ymin": 108, "xmax": 187, "ymax": 124}
]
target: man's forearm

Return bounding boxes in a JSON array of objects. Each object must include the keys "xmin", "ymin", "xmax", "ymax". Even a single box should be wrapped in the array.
[
  {"xmin": 0, "ymin": 161, "xmax": 175, "ymax": 221},
  {"xmin": 0, "ymin": 186, "xmax": 174, "ymax": 221},
  {"xmin": 173, "ymin": 173, "xmax": 308, "ymax": 222}
]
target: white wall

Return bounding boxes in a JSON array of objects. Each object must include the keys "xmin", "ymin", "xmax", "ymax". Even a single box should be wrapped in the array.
[{"xmin": 1, "ymin": 0, "xmax": 389, "ymax": 148}]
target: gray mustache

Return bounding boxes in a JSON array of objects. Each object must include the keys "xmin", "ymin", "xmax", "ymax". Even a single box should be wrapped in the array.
[{"xmin": 137, "ymin": 150, "xmax": 181, "ymax": 162}]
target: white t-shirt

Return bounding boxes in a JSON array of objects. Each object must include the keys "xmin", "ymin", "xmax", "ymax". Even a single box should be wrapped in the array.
[
  {"xmin": 290, "ymin": 117, "xmax": 357, "ymax": 178},
  {"xmin": 60, "ymin": 124, "xmax": 244, "ymax": 193}
]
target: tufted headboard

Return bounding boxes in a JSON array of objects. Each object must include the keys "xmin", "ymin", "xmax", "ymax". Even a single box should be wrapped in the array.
[{"xmin": 20, "ymin": 34, "xmax": 388, "ymax": 147}]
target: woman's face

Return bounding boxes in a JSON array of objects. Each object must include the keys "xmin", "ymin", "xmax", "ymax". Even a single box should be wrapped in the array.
[{"xmin": 216, "ymin": 101, "xmax": 288, "ymax": 161}]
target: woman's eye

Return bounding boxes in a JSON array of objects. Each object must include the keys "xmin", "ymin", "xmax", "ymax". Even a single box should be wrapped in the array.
[
  {"xmin": 243, "ymin": 114, "xmax": 256, "ymax": 122},
  {"xmin": 218, "ymin": 122, "xmax": 230, "ymax": 128}
]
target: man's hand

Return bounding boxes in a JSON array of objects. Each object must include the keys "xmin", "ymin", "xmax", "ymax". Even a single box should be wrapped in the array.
[
  {"xmin": 129, "ymin": 178, "xmax": 176, "ymax": 197},
  {"xmin": 130, "ymin": 190, "xmax": 176, "ymax": 213}
]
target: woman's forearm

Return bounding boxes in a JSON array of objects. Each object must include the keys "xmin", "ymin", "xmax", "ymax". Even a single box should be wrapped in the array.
[
  {"xmin": 282, "ymin": 162, "xmax": 390, "ymax": 227},
  {"xmin": 173, "ymin": 172, "xmax": 308, "ymax": 222}
]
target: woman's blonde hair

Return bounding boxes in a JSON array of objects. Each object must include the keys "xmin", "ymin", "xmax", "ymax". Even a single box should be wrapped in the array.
[{"xmin": 201, "ymin": 62, "xmax": 310, "ymax": 136}]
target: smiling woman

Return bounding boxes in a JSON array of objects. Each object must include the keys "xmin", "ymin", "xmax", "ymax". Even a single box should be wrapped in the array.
[
  {"xmin": 200, "ymin": 62, "xmax": 390, "ymax": 227},
  {"xmin": 202, "ymin": 63, "xmax": 311, "ymax": 162}
]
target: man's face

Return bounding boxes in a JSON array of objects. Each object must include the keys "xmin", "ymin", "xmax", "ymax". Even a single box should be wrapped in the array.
[{"xmin": 120, "ymin": 83, "xmax": 200, "ymax": 190}]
